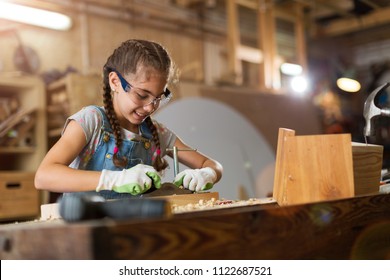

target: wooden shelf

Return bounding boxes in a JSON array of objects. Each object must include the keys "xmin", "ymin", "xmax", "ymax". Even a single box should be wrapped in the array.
[
  {"xmin": 46, "ymin": 73, "xmax": 101, "ymax": 142},
  {"xmin": 0, "ymin": 74, "xmax": 47, "ymax": 220},
  {"xmin": 0, "ymin": 74, "xmax": 47, "ymax": 171}
]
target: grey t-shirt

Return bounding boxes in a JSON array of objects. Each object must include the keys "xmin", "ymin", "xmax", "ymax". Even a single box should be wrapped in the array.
[{"xmin": 63, "ymin": 106, "xmax": 177, "ymax": 170}]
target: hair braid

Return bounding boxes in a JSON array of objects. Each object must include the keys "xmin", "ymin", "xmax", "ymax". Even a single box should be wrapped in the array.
[
  {"xmin": 102, "ymin": 68, "xmax": 128, "ymax": 168},
  {"xmin": 145, "ymin": 116, "xmax": 168, "ymax": 172}
]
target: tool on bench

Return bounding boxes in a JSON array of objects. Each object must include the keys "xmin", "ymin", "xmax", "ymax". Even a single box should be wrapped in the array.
[
  {"xmin": 58, "ymin": 192, "xmax": 170, "ymax": 222},
  {"xmin": 363, "ymin": 82, "xmax": 390, "ymax": 140},
  {"xmin": 141, "ymin": 146, "xmax": 197, "ymax": 197},
  {"xmin": 142, "ymin": 182, "xmax": 193, "ymax": 197},
  {"xmin": 166, "ymin": 146, "xmax": 197, "ymax": 177}
]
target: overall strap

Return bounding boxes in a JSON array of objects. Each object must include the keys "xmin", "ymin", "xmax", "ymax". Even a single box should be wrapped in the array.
[
  {"xmin": 139, "ymin": 118, "xmax": 153, "ymax": 140},
  {"xmin": 94, "ymin": 106, "xmax": 113, "ymax": 133}
]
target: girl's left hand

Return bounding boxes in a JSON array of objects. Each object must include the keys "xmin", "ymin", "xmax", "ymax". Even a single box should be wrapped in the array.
[{"xmin": 174, "ymin": 167, "xmax": 217, "ymax": 192}]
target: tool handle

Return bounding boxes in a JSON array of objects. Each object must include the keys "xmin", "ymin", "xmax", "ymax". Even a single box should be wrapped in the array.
[
  {"xmin": 166, "ymin": 147, "xmax": 197, "ymax": 177},
  {"xmin": 381, "ymin": 108, "xmax": 390, "ymax": 117},
  {"xmin": 59, "ymin": 193, "xmax": 170, "ymax": 222}
]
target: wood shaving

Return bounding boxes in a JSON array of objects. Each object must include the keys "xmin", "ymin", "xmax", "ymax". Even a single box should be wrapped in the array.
[{"xmin": 171, "ymin": 197, "xmax": 275, "ymax": 213}]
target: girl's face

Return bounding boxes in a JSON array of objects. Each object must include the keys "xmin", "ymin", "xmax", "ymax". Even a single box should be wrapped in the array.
[{"xmin": 109, "ymin": 67, "xmax": 167, "ymax": 132}]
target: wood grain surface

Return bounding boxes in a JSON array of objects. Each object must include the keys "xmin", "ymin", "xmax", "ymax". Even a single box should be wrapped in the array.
[
  {"xmin": 352, "ymin": 142, "xmax": 383, "ymax": 195},
  {"xmin": 273, "ymin": 129, "xmax": 355, "ymax": 206},
  {"xmin": 1, "ymin": 193, "xmax": 390, "ymax": 259}
]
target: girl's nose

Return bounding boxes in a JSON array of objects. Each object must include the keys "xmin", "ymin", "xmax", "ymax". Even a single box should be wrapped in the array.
[{"xmin": 143, "ymin": 102, "xmax": 156, "ymax": 113}]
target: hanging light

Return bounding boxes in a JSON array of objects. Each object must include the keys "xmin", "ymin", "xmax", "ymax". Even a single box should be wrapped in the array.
[
  {"xmin": 291, "ymin": 75, "xmax": 309, "ymax": 96},
  {"xmin": 0, "ymin": 1, "xmax": 72, "ymax": 31},
  {"xmin": 336, "ymin": 77, "xmax": 361, "ymax": 93}
]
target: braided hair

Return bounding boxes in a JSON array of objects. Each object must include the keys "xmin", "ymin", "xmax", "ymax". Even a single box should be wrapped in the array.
[{"xmin": 102, "ymin": 39, "xmax": 178, "ymax": 171}]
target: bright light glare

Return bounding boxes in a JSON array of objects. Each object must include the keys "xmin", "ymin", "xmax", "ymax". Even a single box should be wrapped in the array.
[
  {"xmin": 291, "ymin": 76, "xmax": 308, "ymax": 95},
  {"xmin": 0, "ymin": 2, "xmax": 72, "ymax": 30},
  {"xmin": 281, "ymin": 63, "xmax": 303, "ymax": 76},
  {"xmin": 336, "ymin": 77, "xmax": 361, "ymax": 93}
]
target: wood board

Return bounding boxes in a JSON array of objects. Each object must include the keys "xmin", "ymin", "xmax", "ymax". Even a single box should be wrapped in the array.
[
  {"xmin": 3, "ymin": 193, "xmax": 390, "ymax": 260},
  {"xmin": 40, "ymin": 192, "xmax": 220, "ymax": 220},
  {"xmin": 352, "ymin": 142, "xmax": 383, "ymax": 195},
  {"xmin": 273, "ymin": 128, "xmax": 355, "ymax": 206}
]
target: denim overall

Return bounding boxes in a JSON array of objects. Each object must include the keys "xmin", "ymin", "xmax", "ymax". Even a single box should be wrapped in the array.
[{"xmin": 84, "ymin": 106, "xmax": 154, "ymax": 199}]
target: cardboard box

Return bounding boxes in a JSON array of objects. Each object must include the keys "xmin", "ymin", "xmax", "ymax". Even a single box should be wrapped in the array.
[{"xmin": 0, "ymin": 172, "xmax": 40, "ymax": 221}]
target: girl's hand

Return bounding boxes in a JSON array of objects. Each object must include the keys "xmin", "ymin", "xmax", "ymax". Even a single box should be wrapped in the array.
[
  {"xmin": 174, "ymin": 167, "xmax": 217, "ymax": 192},
  {"xmin": 97, "ymin": 164, "xmax": 161, "ymax": 195}
]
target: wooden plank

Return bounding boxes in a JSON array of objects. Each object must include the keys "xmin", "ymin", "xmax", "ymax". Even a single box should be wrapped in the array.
[
  {"xmin": 226, "ymin": 0, "xmax": 242, "ymax": 84},
  {"xmin": 258, "ymin": 0, "xmax": 278, "ymax": 90},
  {"xmin": 40, "ymin": 192, "xmax": 220, "ymax": 220},
  {"xmin": 236, "ymin": 0, "xmax": 257, "ymax": 10},
  {"xmin": 237, "ymin": 45, "xmax": 263, "ymax": 63},
  {"xmin": 1, "ymin": 193, "xmax": 390, "ymax": 259},
  {"xmin": 71, "ymin": 193, "xmax": 390, "ymax": 260},
  {"xmin": 293, "ymin": 2, "xmax": 307, "ymax": 73},
  {"xmin": 314, "ymin": 7, "xmax": 390, "ymax": 37},
  {"xmin": 153, "ymin": 192, "xmax": 219, "ymax": 206},
  {"xmin": 273, "ymin": 128, "xmax": 295, "ymax": 205},
  {"xmin": 273, "ymin": 130, "xmax": 355, "ymax": 206},
  {"xmin": 352, "ymin": 142, "xmax": 383, "ymax": 195}
]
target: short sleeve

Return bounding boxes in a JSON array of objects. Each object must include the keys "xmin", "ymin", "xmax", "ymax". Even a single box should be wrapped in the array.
[
  {"xmin": 152, "ymin": 120, "xmax": 177, "ymax": 157},
  {"xmin": 63, "ymin": 105, "xmax": 104, "ymax": 144}
]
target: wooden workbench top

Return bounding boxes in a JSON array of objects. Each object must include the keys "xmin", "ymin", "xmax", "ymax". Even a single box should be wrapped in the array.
[{"xmin": 1, "ymin": 193, "xmax": 390, "ymax": 260}]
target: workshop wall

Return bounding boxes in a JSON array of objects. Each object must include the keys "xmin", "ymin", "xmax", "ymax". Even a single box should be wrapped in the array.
[
  {"xmin": 0, "ymin": 14, "xmax": 208, "ymax": 84},
  {"xmin": 0, "ymin": 1, "xmax": 323, "ymax": 162}
]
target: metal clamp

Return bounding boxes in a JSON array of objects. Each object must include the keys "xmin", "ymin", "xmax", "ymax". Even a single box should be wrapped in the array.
[{"xmin": 166, "ymin": 146, "xmax": 197, "ymax": 177}]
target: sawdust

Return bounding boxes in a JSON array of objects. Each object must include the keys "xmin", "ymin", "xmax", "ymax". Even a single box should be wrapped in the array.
[
  {"xmin": 171, "ymin": 197, "xmax": 275, "ymax": 213},
  {"xmin": 34, "ymin": 197, "xmax": 276, "ymax": 222}
]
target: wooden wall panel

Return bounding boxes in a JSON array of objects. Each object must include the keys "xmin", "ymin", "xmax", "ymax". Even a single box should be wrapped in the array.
[
  {"xmin": 1, "ymin": 10, "xmax": 207, "ymax": 83},
  {"xmin": 1, "ymin": 24, "xmax": 83, "ymax": 75}
]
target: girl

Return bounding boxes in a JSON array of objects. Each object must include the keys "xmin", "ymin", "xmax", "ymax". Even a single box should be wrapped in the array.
[{"xmin": 35, "ymin": 39, "xmax": 223, "ymax": 199}]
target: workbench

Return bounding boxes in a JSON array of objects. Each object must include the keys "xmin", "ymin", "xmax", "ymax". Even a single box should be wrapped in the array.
[{"xmin": 1, "ymin": 193, "xmax": 390, "ymax": 260}]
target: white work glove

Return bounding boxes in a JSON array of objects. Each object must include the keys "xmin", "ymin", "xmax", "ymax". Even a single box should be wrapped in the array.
[
  {"xmin": 174, "ymin": 167, "xmax": 217, "ymax": 192},
  {"xmin": 97, "ymin": 164, "xmax": 161, "ymax": 195}
]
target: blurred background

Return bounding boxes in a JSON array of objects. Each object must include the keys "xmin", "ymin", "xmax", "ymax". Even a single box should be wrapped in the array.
[{"xmin": 1, "ymin": 0, "xmax": 390, "ymax": 201}]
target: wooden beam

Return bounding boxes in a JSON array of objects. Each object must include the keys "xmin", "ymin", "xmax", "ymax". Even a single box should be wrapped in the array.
[
  {"xmin": 314, "ymin": 7, "xmax": 390, "ymax": 37},
  {"xmin": 236, "ymin": 0, "xmax": 257, "ymax": 10},
  {"xmin": 237, "ymin": 45, "xmax": 263, "ymax": 63},
  {"xmin": 294, "ymin": 2, "xmax": 308, "ymax": 74},
  {"xmin": 226, "ymin": 0, "xmax": 243, "ymax": 84},
  {"xmin": 258, "ymin": 0, "xmax": 278, "ymax": 90}
]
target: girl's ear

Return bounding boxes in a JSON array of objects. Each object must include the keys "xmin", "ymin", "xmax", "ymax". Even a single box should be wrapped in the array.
[{"xmin": 108, "ymin": 71, "xmax": 120, "ymax": 91}]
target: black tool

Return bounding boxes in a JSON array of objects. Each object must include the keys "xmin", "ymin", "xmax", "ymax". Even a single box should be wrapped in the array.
[
  {"xmin": 141, "ymin": 182, "xmax": 193, "ymax": 197},
  {"xmin": 58, "ymin": 192, "xmax": 170, "ymax": 222}
]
